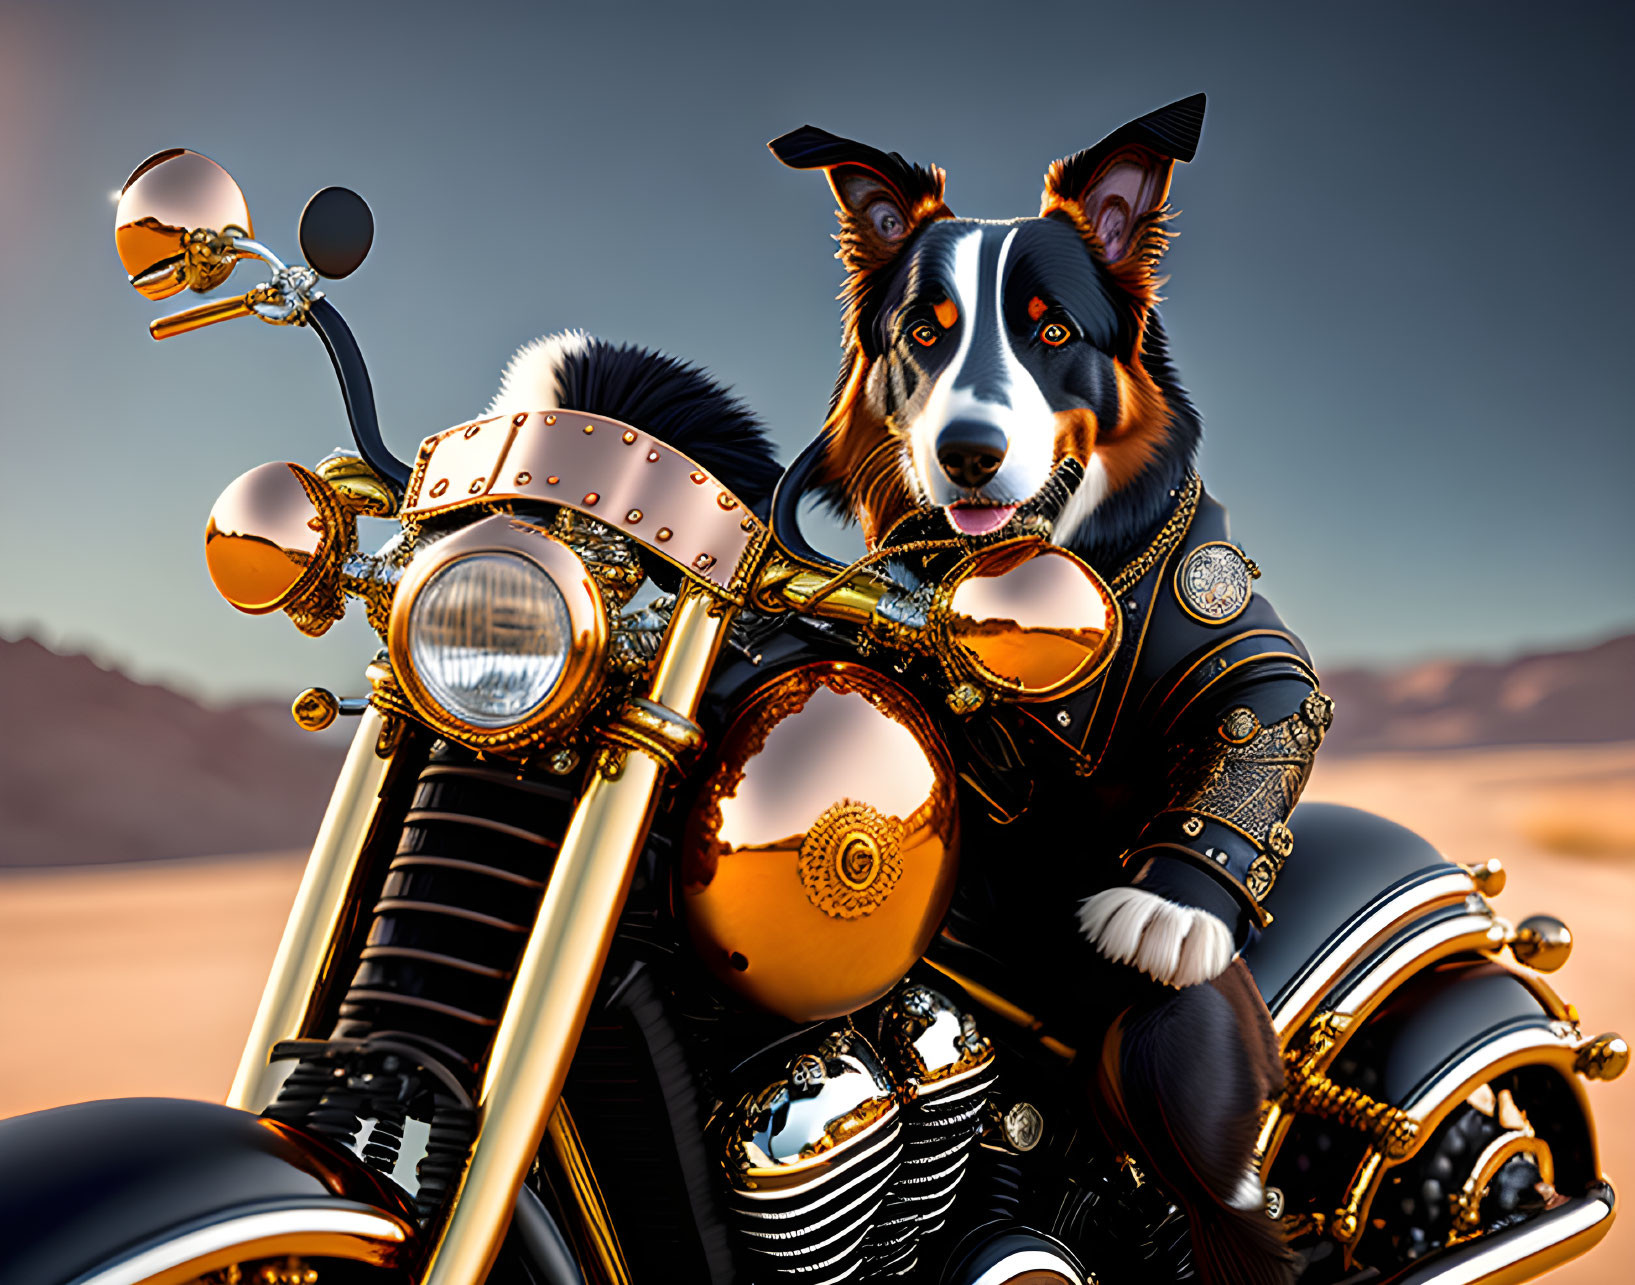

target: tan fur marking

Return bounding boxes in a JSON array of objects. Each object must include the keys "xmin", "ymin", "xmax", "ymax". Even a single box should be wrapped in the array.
[
  {"xmin": 817, "ymin": 355, "xmax": 917, "ymax": 548},
  {"xmin": 1053, "ymin": 407, "xmax": 1099, "ymax": 470},
  {"xmin": 1096, "ymin": 358, "xmax": 1172, "ymax": 491}
]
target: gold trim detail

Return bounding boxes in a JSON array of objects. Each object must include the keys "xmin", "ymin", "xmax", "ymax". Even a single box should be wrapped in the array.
[
  {"xmin": 1109, "ymin": 472, "xmax": 1201, "ymax": 596},
  {"xmin": 797, "ymin": 800, "xmax": 905, "ymax": 920},
  {"xmin": 599, "ymin": 696, "xmax": 705, "ymax": 774},
  {"xmin": 1280, "ymin": 1012, "xmax": 1419, "ymax": 1160},
  {"xmin": 1160, "ymin": 691, "xmax": 1332, "ymax": 902},
  {"xmin": 1448, "ymin": 1097, "xmax": 1556, "ymax": 1245}
]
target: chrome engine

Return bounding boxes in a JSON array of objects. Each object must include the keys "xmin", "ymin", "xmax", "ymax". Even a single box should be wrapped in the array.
[{"xmin": 715, "ymin": 982, "xmax": 999, "ymax": 1283}]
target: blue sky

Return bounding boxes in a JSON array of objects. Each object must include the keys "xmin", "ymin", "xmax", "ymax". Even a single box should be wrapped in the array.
[{"xmin": 1, "ymin": 0, "xmax": 1630, "ymax": 701}]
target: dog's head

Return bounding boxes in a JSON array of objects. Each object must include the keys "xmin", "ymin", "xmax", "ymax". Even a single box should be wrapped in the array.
[{"xmin": 773, "ymin": 94, "xmax": 1205, "ymax": 555}]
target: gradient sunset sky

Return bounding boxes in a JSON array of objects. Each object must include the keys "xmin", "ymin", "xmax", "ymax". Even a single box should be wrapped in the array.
[{"xmin": 0, "ymin": 1, "xmax": 1630, "ymax": 702}]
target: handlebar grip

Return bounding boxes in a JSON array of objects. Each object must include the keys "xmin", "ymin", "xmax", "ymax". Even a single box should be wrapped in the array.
[{"xmin": 149, "ymin": 292, "xmax": 256, "ymax": 340}]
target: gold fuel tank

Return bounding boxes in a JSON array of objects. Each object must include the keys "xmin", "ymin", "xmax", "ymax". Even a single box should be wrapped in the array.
[{"xmin": 681, "ymin": 663, "xmax": 959, "ymax": 1022}]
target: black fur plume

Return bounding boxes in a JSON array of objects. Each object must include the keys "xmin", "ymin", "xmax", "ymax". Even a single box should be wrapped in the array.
[{"xmin": 550, "ymin": 337, "xmax": 783, "ymax": 511}]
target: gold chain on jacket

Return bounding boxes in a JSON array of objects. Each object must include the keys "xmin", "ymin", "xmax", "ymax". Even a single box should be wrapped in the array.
[{"xmin": 1108, "ymin": 471, "xmax": 1202, "ymax": 596}]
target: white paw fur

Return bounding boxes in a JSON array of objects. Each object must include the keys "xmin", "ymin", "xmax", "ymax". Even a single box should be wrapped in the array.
[
  {"xmin": 1077, "ymin": 886, "xmax": 1233, "ymax": 988},
  {"xmin": 484, "ymin": 329, "xmax": 591, "ymax": 418}
]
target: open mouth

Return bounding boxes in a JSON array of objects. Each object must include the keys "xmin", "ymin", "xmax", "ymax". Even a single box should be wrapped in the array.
[{"xmin": 946, "ymin": 502, "xmax": 1018, "ymax": 537}]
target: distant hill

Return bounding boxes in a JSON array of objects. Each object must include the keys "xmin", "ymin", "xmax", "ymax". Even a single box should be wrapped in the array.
[
  {"xmin": 1, "ymin": 630, "xmax": 1631, "ymax": 867},
  {"xmin": 1320, "ymin": 632, "xmax": 1635, "ymax": 755},
  {"xmin": 0, "ymin": 637, "xmax": 346, "ymax": 868}
]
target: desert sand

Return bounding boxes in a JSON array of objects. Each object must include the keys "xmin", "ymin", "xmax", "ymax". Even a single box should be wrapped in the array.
[{"xmin": 1, "ymin": 744, "xmax": 1630, "ymax": 1281}]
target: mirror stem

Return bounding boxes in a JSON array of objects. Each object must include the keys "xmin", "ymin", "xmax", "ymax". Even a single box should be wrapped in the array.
[{"xmin": 306, "ymin": 297, "xmax": 412, "ymax": 494}]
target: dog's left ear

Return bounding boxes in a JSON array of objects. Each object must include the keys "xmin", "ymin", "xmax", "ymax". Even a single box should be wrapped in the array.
[
  {"xmin": 770, "ymin": 124, "xmax": 953, "ymax": 282},
  {"xmin": 1042, "ymin": 93, "xmax": 1205, "ymax": 280}
]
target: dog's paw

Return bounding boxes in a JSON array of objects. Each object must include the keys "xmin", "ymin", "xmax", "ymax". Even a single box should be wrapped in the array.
[{"xmin": 1077, "ymin": 886, "xmax": 1234, "ymax": 988}]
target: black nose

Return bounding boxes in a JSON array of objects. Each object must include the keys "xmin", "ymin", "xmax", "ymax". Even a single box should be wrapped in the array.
[{"xmin": 936, "ymin": 420, "xmax": 1008, "ymax": 489}]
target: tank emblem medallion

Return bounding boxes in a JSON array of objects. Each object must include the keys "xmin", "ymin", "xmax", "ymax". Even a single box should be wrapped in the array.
[
  {"xmin": 799, "ymin": 800, "xmax": 905, "ymax": 920},
  {"xmin": 1175, "ymin": 541, "xmax": 1253, "ymax": 624}
]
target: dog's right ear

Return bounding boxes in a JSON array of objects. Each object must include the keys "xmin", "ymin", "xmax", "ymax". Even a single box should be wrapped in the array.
[{"xmin": 769, "ymin": 126, "xmax": 952, "ymax": 280}]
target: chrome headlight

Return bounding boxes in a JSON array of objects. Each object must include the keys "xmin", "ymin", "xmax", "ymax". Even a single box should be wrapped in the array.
[{"xmin": 388, "ymin": 516, "xmax": 608, "ymax": 749}]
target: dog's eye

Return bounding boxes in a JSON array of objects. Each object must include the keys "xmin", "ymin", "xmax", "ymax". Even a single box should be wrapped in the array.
[
  {"xmin": 1040, "ymin": 322, "xmax": 1072, "ymax": 348},
  {"xmin": 911, "ymin": 322, "xmax": 939, "ymax": 348},
  {"xmin": 870, "ymin": 202, "xmax": 906, "ymax": 242}
]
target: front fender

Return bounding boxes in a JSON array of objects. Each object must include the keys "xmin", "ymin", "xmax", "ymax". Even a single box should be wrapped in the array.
[{"xmin": 0, "ymin": 1097, "xmax": 416, "ymax": 1285}]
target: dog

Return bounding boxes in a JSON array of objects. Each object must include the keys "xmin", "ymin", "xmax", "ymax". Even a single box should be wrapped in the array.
[{"xmin": 772, "ymin": 94, "xmax": 1329, "ymax": 1284}]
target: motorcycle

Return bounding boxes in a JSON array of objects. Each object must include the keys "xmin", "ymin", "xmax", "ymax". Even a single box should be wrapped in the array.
[{"xmin": 0, "ymin": 146, "xmax": 1623, "ymax": 1285}]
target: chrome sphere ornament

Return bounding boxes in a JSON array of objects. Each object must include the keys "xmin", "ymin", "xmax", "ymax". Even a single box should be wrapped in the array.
[
  {"xmin": 682, "ymin": 664, "xmax": 958, "ymax": 1022},
  {"xmin": 115, "ymin": 149, "xmax": 252, "ymax": 300},
  {"xmin": 204, "ymin": 461, "xmax": 347, "ymax": 616}
]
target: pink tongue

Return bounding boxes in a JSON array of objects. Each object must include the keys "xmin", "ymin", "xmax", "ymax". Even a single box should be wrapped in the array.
[{"xmin": 949, "ymin": 504, "xmax": 1017, "ymax": 536}]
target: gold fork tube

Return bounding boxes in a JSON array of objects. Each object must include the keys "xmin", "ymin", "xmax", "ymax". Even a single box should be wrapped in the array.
[
  {"xmin": 545, "ymin": 1102, "xmax": 632, "ymax": 1285},
  {"xmin": 419, "ymin": 584, "xmax": 734, "ymax": 1285},
  {"xmin": 227, "ymin": 707, "xmax": 396, "ymax": 1111}
]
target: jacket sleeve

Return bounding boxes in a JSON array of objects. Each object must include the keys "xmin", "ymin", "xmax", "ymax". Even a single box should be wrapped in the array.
[
  {"xmin": 1075, "ymin": 487, "xmax": 1334, "ymax": 987},
  {"xmin": 1079, "ymin": 659, "xmax": 1332, "ymax": 986}
]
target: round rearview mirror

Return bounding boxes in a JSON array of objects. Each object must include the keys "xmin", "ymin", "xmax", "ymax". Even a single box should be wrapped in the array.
[
  {"xmin": 299, "ymin": 186, "xmax": 374, "ymax": 279},
  {"xmin": 205, "ymin": 462, "xmax": 346, "ymax": 615},
  {"xmin": 115, "ymin": 149, "xmax": 252, "ymax": 300},
  {"xmin": 936, "ymin": 540, "xmax": 1120, "ymax": 701}
]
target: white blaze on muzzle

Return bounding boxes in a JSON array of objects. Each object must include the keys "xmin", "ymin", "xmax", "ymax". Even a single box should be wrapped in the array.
[{"xmin": 907, "ymin": 228, "xmax": 1056, "ymax": 509}]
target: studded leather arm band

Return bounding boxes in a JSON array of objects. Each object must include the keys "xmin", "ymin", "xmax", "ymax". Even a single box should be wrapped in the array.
[{"xmin": 1132, "ymin": 687, "xmax": 1334, "ymax": 939}]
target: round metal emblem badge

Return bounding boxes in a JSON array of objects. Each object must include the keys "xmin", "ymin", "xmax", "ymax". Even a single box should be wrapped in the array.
[
  {"xmin": 1175, "ymin": 542, "xmax": 1253, "ymax": 624},
  {"xmin": 798, "ymin": 799, "xmax": 905, "ymax": 920}
]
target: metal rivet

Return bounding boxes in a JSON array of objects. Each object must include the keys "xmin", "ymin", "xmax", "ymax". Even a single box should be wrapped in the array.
[
  {"xmin": 622, "ymin": 430, "xmax": 637, "ymax": 444},
  {"xmin": 656, "ymin": 527, "xmax": 673, "ymax": 541},
  {"xmin": 514, "ymin": 471, "xmax": 532, "ymax": 485},
  {"xmin": 647, "ymin": 450, "xmax": 660, "ymax": 462},
  {"xmin": 583, "ymin": 423, "xmax": 596, "ymax": 435},
  {"xmin": 626, "ymin": 508, "xmax": 643, "ymax": 523},
  {"xmin": 717, "ymin": 493, "xmax": 738, "ymax": 511},
  {"xmin": 583, "ymin": 491, "xmax": 599, "ymax": 506},
  {"xmin": 465, "ymin": 424, "xmax": 483, "ymax": 438},
  {"xmin": 546, "ymin": 475, "xmax": 559, "ymax": 485},
  {"xmin": 544, "ymin": 414, "xmax": 557, "ymax": 425},
  {"xmin": 1056, "ymin": 710, "xmax": 1071, "ymax": 728},
  {"xmin": 468, "ymin": 478, "xmax": 484, "ymax": 494},
  {"xmin": 693, "ymin": 553, "xmax": 717, "ymax": 570},
  {"xmin": 512, "ymin": 413, "xmax": 528, "ymax": 428},
  {"xmin": 740, "ymin": 516, "xmax": 758, "ymax": 531},
  {"xmin": 430, "ymin": 478, "xmax": 449, "ymax": 497},
  {"xmin": 690, "ymin": 471, "xmax": 707, "ymax": 484}
]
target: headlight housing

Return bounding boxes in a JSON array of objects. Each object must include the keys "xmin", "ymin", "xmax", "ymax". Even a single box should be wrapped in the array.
[{"xmin": 388, "ymin": 516, "xmax": 608, "ymax": 750}]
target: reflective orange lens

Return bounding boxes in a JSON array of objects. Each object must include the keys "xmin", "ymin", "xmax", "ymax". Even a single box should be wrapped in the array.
[
  {"xmin": 912, "ymin": 323, "xmax": 938, "ymax": 347},
  {"xmin": 1040, "ymin": 322, "xmax": 1071, "ymax": 347}
]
